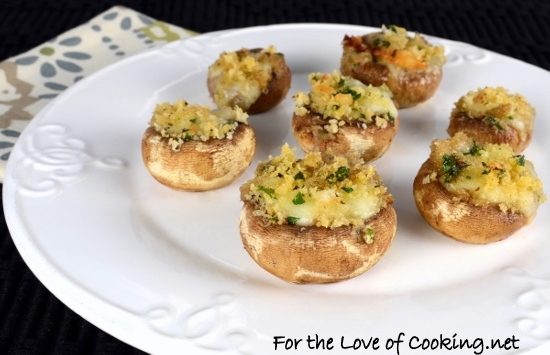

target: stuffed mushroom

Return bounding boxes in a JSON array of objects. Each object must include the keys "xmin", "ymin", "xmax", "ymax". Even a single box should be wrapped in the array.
[
  {"xmin": 142, "ymin": 99, "xmax": 256, "ymax": 191},
  {"xmin": 207, "ymin": 46, "xmax": 291, "ymax": 114},
  {"xmin": 292, "ymin": 71, "xmax": 399, "ymax": 163},
  {"xmin": 239, "ymin": 144, "xmax": 397, "ymax": 284},
  {"xmin": 413, "ymin": 132, "xmax": 546, "ymax": 244},
  {"xmin": 340, "ymin": 25, "xmax": 446, "ymax": 108}
]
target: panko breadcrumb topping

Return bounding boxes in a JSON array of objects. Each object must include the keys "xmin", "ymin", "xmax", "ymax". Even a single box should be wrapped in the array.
[
  {"xmin": 293, "ymin": 71, "xmax": 398, "ymax": 133},
  {"xmin": 343, "ymin": 25, "xmax": 446, "ymax": 70},
  {"xmin": 207, "ymin": 46, "xmax": 278, "ymax": 109},
  {"xmin": 149, "ymin": 99, "xmax": 248, "ymax": 151},
  {"xmin": 240, "ymin": 143, "xmax": 392, "ymax": 230},
  {"xmin": 452, "ymin": 86, "xmax": 535, "ymax": 135},
  {"xmin": 429, "ymin": 132, "xmax": 546, "ymax": 217}
]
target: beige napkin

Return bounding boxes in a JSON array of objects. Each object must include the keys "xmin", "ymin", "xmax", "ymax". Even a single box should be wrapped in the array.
[{"xmin": 0, "ymin": 6, "xmax": 196, "ymax": 182}]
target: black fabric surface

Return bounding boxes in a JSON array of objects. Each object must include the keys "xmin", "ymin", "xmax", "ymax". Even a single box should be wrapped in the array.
[{"xmin": 0, "ymin": 0, "xmax": 549, "ymax": 354}]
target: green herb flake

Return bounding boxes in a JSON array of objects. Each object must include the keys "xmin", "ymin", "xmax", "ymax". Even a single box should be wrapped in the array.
[
  {"xmin": 485, "ymin": 115, "xmax": 504, "ymax": 130},
  {"xmin": 515, "ymin": 155, "xmax": 525, "ymax": 166},
  {"xmin": 190, "ymin": 118, "xmax": 197, "ymax": 123},
  {"xmin": 363, "ymin": 228, "xmax": 375, "ymax": 244},
  {"xmin": 497, "ymin": 169, "xmax": 506, "ymax": 180},
  {"xmin": 184, "ymin": 133, "xmax": 192, "ymax": 141},
  {"xmin": 338, "ymin": 78, "xmax": 346, "ymax": 87},
  {"xmin": 442, "ymin": 154, "xmax": 468, "ymax": 182},
  {"xmin": 387, "ymin": 112, "xmax": 395, "ymax": 124},
  {"xmin": 341, "ymin": 86, "xmax": 361, "ymax": 100},
  {"xmin": 287, "ymin": 216, "xmax": 300, "ymax": 225},
  {"xmin": 463, "ymin": 141, "xmax": 484, "ymax": 156},
  {"xmin": 294, "ymin": 171, "xmax": 305, "ymax": 180},
  {"xmin": 335, "ymin": 166, "xmax": 350, "ymax": 182},
  {"xmin": 258, "ymin": 185, "xmax": 276, "ymax": 198},
  {"xmin": 292, "ymin": 192, "xmax": 306, "ymax": 205},
  {"xmin": 373, "ymin": 38, "xmax": 391, "ymax": 48},
  {"xmin": 269, "ymin": 216, "xmax": 279, "ymax": 222},
  {"xmin": 326, "ymin": 166, "xmax": 350, "ymax": 184},
  {"xmin": 342, "ymin": 187, "xmax": 354, "ymax": 193},
  {"xmin": 508, "ymin": 115, "xmax": 514, "ymax": 120},
  {"xmin": 389, "ymin": 24, "xmax": 398, "ymax": 32}
]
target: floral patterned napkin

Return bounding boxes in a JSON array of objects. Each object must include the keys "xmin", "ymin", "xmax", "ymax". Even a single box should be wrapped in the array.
[{"xmin": 0, "ymin": 6, "xmax": 196, "ymax": 182}]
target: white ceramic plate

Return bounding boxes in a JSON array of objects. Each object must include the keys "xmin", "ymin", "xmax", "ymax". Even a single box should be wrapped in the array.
[{"xmin": 4, "ymin": 24, "xmax": 550, "ymax": 355}]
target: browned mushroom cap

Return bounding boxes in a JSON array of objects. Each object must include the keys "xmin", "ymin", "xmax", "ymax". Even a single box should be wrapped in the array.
[
  {"xmin": 247, "ymin": 49, "xmax": 291, "ymax": 114},
  {"xmin": 142, "ymin": 124, "xmax": 256, "ymax": 191},
  {"xmin": 292, "ymin": 110, "xmax": 399, "ymax": 163},
  {"xmin": 447, "ymin": 112, "xmax": 532, "ymax": 154},
  {"xmin": 413, "ymin": 159, "xmax": 528, "ymax": 244},
  {"xmin": 239, "ymin": 200, "xmax": 397, "ymax": 284}
]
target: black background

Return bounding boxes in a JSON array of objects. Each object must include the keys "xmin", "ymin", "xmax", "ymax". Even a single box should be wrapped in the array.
[{"xmin": 1, "ymin": 0, "xmax": 549, "ymax": 354}]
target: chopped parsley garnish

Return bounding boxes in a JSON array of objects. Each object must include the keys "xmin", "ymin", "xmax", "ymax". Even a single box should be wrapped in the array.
[
  {"xmin": 287, "ymin": 216, "xmax": 300, "ymax": 225},
  {"xmin": 373, "ymin": 38, "xmax": 391, "ymax": 48},
  {"xmin": 338, "ymin": 78, "xmax": 346, "ymax": 87},
  {"xmin": 508, "ymin": 116, "xmax": 514, "ymax": 120},
  {"xmin": 258, "ymin": 185, "xmax": 276, "ymax": 198},
  {"xmin": 342, "ymin": 187, "xmax": 354, "ymax": 193},
  {"xmin": 463, "ymin": 141, "xmax": 484, "ymax": 156},
  {"xmin": 364, "ymin": 228, "xmax": 375, "ymax": 244},
  {"xmin": 387, "ymin": 112, "xmax": 395, "ymax": 124},
  {"xmin": 184, "ymin": 133, "xmax": 192, "ymax": 141},
  {"xmin": 294, "ymin": 171, "xmax": 305, "ymax": 180},
  {"xmin": 515, "ymin": 154, "xmax": 525, "ymax": 166},
  {"xmin": 341, "ymin": 86, "xmax": 361, "ymax": 100},
  {"xmin": 497, "ymin": 169, "xmax": 507, "ymax": 180},
  {"xmin": 190, "ymin": 118, "xmax": 197, "ymax": 123},
  {"xmin": 327, "ymin": 166, "xmax": 351, "ymax": 184},
  {"xmin": 389, "ymin": 24, "xmax": 398, "ymax": 32},
  {"xmin": 292, "ymin": 192, "xmax": 306, "ymax": 205},
  {"xmin": 336, "ymin": 166, "xmax": 350, "ymax": 181},
  {"xmin": 442, "ymin": 154, "xmax": 468, "ymax": 182},
  {"xmin": 485, "ymin": 115, "xmax": 504, "ymax": 130},
  {"xmin": 269, "ymin": 216, "xmax": 279, "ymax": 222}
]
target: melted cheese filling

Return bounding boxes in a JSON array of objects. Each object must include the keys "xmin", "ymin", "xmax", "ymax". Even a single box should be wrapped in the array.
[
  {"xmin": 293, "ymin": 71, "xmax": 398, "ymax": 133},
  {"xmin": 241, "ymin": 144, "xmax": 392, "ymax": 229},
  {"xmin": 207, "ymin": 46, "xmax": 277, "ymax": 110},
  {"xmin": 149, "ymin": 99, "xmax": 248, "ymax": 150},
  {"xmin": 429, "ymin": 132, "xmax": 546, "ymax": 217}
]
